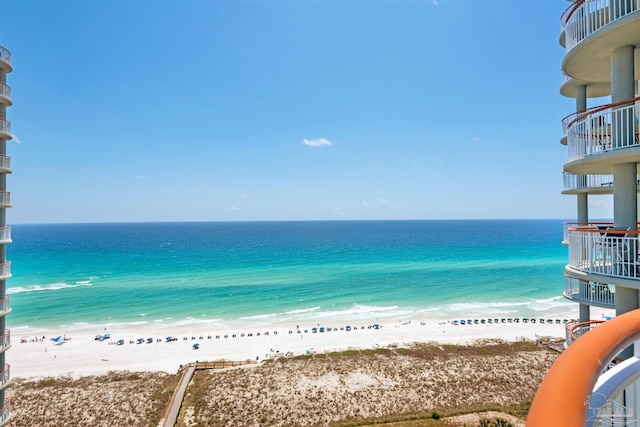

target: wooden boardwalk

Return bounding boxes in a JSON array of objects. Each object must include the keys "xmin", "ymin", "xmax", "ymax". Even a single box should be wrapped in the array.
[{"xmin": 162, "ymin": 360, "xmax": 257, "ymax": 427}]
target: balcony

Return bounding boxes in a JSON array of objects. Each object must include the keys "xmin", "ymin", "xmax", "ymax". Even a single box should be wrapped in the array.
[
  {"xmin": 0, "ymin": 192, "xmax": 11, "ymax": 209},
  {"xmin": 0, "ymin": 365, "xmax": 10, "ymax": 391},
  {"xmin": 566, "ymin": 226, "xmax": 640, "ymax": 282},
  {"xmin": 0, "ymin": 46, "xmax": 9, "ymax": 73},
  {"xmin": 562, "ymin": 173, "xmax": 614, "ymax": 193},
  {"xmin": 563, "ymin": 97, "xmax": 640, "ymax": 166},
  {"xmin": 0, "ymin": 156, "xmax": 11, "ymax": 175},
  {"xmin": 0, "ymin": 297, "xmax": 10, "ymax": 317},
  {"xmin": 0, "ymin": 228, "xmax": 11, "ymax": 245},
  {"xmin": 561, "ymin": 0, "xmax": 640, "ymax": 52},
  {"xmin": 563, "ymin": 221, "xmax": 615, "ymax": 244},
  {"xmin": 0, "ymin": 330, "xmax": 10, "ymax": 353},
  {"xmin": 0, "ymin": 263, "xmax": 11, "ymax": 281},
  {"xmin": 527, "ymin": 309, "xmax": 640, "ymax": 427},
  {"xmin": 559, "ymin": 70, "xmax": 611, "ymax": 99},
  {"xmin": 0, "ymin": 399, "xmax": 10, "ymax": 427},
  {"xmin": 0, "ymin": 120, "xmax": 9, "ymax": 141},
  {"xmin": 564, "ymin": 276, "xmax": 615, "ymax": 309},
  {"xmin": 565, "ymin": 319, "xmax": 605, "ymax": 347},
  {"xmin": 0, "ymin": 83, "xmax": 9, "ymax": 107}
]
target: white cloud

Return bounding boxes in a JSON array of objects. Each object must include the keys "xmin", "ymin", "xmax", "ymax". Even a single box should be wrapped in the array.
[
  {"xmin": 302, "ymin": 138, "xmax": 333, "ymax": 147},
  {"xmin": 135, "ymin": 175, "xmax": 148, "ymax": 180},
  {"xmin": 432, "ymin": 0, "xmax": 438, "ymax": 5},
  {"xmin": 377, "ymin": 198, "xmax": 390, "ymax": 203},
  {"xmin": 240, "ymin": 193, "xmax": 251, "ymax": 199},
  {"xmin": 361, "ymin": 200, "xmax": 370, "ymax": 207},
  {"xmin": 229, "ymin": 206, "xmax": 239, "ymax": 211}
]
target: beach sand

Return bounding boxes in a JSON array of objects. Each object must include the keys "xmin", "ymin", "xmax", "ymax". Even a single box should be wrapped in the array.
[{"xmin": 9, "ymin": 309, "xmax": 604, "ymax": 379}]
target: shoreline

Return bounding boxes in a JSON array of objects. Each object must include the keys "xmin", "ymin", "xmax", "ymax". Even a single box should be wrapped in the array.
[{"xmin": 10, "ymin": 309, "xmax": 613, "ymax": 379}]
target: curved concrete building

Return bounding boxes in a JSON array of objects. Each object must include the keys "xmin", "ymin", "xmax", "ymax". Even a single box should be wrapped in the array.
[
  {"xmin": 560, "ymin": 0, "xmax": 640, "ymax": 329},
  {"xmin": 0, "ymin": 45, "xmax": 13, "ymax": 425}
]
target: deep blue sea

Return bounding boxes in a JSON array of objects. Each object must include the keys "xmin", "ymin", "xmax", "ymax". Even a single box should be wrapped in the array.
[{"xmin": 5, "ymin": 220, "xmax": 573, "ymax": 331}]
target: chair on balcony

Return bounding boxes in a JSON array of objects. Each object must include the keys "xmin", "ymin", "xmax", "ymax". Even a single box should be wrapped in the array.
[{"xmin": 594, "ymin": 227, "xmax": 631, "ymax": 276}]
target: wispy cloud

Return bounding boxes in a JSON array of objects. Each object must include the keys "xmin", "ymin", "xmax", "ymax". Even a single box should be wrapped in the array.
[
  {"xmin": 302, "ymin": 138, "xmax": 333, "ymax": 147},
  {"xmin": 229, "ymin": 206, "xmax": 239, "ymax": 211},
  {"xmin": 377, "ymin": 198, "xmax": 390, "ymax": 203},
  {"xmin": 473, "ymin": 136, "xmax": 479, "ymax": 143},
  {"xmin": 135, "ymin": 175, "xmax": 148, "ymax": 180},
  {"xmin": 240, "ymin": 193, "xmax": 251, "ymax": 199},
  {"xmin": 432, "ymin": 0, "xmax": 439, "ymax": 6}
]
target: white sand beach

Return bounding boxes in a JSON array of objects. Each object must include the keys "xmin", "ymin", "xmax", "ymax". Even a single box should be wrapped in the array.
[{"xmin": 10, "ymin": 309, "xmax": 612, "ymax": 379}]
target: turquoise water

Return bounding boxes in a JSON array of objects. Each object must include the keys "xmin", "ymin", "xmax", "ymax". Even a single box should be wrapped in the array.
[{"xmin": 6, "ymin": 220, "xmax": 572, "ymax": 330}]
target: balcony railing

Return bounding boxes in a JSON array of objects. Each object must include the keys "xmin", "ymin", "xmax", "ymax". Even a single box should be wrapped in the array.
[
  {"xmin": 0, "ymin": 46, "xmax": 9, "ymax": 67},
  {"xmin": 563, "ymin": 173, "xmax": 614, "ymax": 191},
  {"xmin": 0, "ymin": 83, "xmax": 9, "ymax": 104},
  {"xmin": 0, "ymin": 398, "xmax": 10, "ymax": 427},
  {"xmin": 0, "ymin": 120, "xmax": 9, "ymax": 139},
  {"xmin": 564, "ymin": 276, "xmax": 615, "ymax": 308},
  {"xmin": 0, "ymin": 330, "xmax": 10, "ymax": 353},
  {"xmin": 0, "ymin": 263, "xmax": 11, "ymax": 281},
  {"xmin": 567, "ymin": 227, "xmax": 640, "ymax": 280},
  {"xmin": 0, "ymin": 156, "xmax": 11, "ymax": 174},
  {"xmin": 527, "ymin": 309, "xmax": 640, "ymax": 427},
  {"xmin": 563, "ymin": 97, "xmax": 640, "ymax": 162},
  {"xmin": 563, "ymin": 221, "xmax": 614, "ymax": 243},
  {"xmin": 0, "ymin": 192, "xmax": 11, "ymax": 209},
  {"xmin": 565, "ymin": 319, "xmax": 606, "ymax": 347},
  {"xmin": 0, "ymin": 296, "xmax": 10, "ymax": 318},
  {"xmin": 561, "ymin": 0, "xmax": 640, "ymax": 52},
  {"xmin": 0, "ymin": 228, "xmax": 11, "ymax": 245},
  {"xmin": 0, "ymin": 365, "xmax": 10, "ymax": 391}
]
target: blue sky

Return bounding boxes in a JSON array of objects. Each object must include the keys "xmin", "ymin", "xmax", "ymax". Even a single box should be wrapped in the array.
[{"xmin": 0, "ymin": 0, "xmax": 604, "ymax": 223}]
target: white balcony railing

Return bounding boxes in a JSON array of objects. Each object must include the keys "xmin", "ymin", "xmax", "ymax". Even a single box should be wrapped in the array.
[
  {"xmin": 567, "ymin": 227, "xmax": 640, "ymax": 280},
  {"xmin": 563, "ymin": 221, "xmax": 614, "ymax": 243},
  {"xmin": 0, "ymin": 330, "xmax": 10, "ymax": 353},
  {"xmin": 0, "ymin": 156, "xmax": 11, "ymax": 174},
  {"xmin": 0, "ymin": 46, "xmax": 9, "ymax": 67},
  {"xmin": 0, "ymin": 120, "xmax": 9, "ymax": 139},
  {"xmin": 563, "ymin": 98, "xmax": 640, "ymax": 162},
  {"xmin": 0, "ymin": 193, "xmax": 11, "ymax": 209},
  {"xmin": 564, "ymin": 276, "xmax": 616, "ymax": 308},
  {"xmin": 0, "ymin": 228, "xmax": 11, "ymax": 245},
  {"xmin": 565, "ymin": 319, "xmax": 605, "ymax": 347},
  {"xmin": 0, "ymin": 297, "xmax": 10, "ymax": 317},
  {"xmin": 563, "ymin": 173, "xmax": 614, "ymax": 191},
  {"xmin": 0, "ymin": 263, "xmax": 11, "ymax": 281},
  {"xmin": 589, "ymin": 355, "xmax": 640, "ymax": 427},
  {"xmin": 561, "ymin": 0, "xmax": 640, "ymax": 52},
  {"xmin": 0, "ymin": 83, "xmax": 9, "ymax": 104},
  {"xmin": 0, "ymin": 365, "xmax": 10, "ymax": 391},
  {"xmin": 0, "ymin": 398, "xmax": 10, "ymax": 427}
]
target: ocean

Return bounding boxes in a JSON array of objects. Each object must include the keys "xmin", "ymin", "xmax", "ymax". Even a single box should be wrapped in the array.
[{"xmin": 5, "ymin": 220, "xmax": 574, "ymax": 331}]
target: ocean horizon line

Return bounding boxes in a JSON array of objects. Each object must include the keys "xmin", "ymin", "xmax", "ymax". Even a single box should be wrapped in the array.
[{"xmin": 7, "ymin": 218, "xmax": 574, "ymax": 226}]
